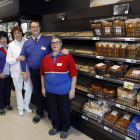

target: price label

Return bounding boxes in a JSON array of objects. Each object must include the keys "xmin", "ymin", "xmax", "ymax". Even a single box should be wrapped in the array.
[
  {"xmin": 124, "ymin": 81, "xmax": 134, "ymax": 90},
  {"xmin": 125, "ymin": 136, "xmax": 133, "ymax": 140},
  {"xmin": 104, "ymin": 126, "xmax": 112, "ymax": 133},
  {"xmin": 126, "ymin": 59, "xmax": 136, "ymax": 63},
  {"xmin": 92, "ymin": 37, "xmax": 99, "ymax": 40},
  {"xmin": 87, "ymin": 94, "xmax": 94, "ymax": 98},
  {"xmin": 125, "ymin": 38, "xmax": 135, "ymax": 41},
  {"xmin": 116, "ymin": 104, "xmax": 125, "ymax": 109},
  {"xmin": 81, "ymin": 115, "xmax": 88, "ymax": 121},
  {"xmin": 95, "ymin": 75, "xmax": 103, "ymax": 79},
  {"xmin": 96, "ymin": 56, "xmax": 104, "ymax": 59}
]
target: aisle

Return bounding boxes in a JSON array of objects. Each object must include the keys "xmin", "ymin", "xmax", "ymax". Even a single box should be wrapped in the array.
[{"xmin": 0, "ymin": 90, "xmax": 92, "ymax": 140}]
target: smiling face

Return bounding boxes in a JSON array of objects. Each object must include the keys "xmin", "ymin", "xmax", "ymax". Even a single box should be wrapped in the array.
[
  {"xmin": 30, "ymin": 22, "xmax": 41, "ymax": 37},
  {"xmin": 51, "ymin": 38, "xmax": 62, "ymax": 52},
  {"xmin": 13, "ymin": 30, "xmax": 22, "ymax": 42},
  {"xmin": 0, "ymin": 36, "xmax": 7, "ymax": 47}
]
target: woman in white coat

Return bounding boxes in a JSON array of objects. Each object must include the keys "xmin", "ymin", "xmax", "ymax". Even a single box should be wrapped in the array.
[{"xmin": 6, "ymin": 26, "xmax": 33, "ymax": 116}]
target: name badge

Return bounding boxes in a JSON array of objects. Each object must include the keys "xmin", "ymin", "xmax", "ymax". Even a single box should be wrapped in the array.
[
  {"xmin": 57, "ymin": 63, "xmax": 62, "ymax": 66},
  {"xmin": 41, "ymin": 46, "xmax": 46, "ymax": 50}
]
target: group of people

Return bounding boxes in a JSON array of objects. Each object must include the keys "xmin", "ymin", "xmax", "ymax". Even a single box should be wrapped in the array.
[{"xmin": 0, "ymin": 19, "xmax": 78, "ymax": 139}]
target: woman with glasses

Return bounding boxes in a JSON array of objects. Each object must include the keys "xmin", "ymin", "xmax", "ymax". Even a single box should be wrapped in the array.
[
  {"xmin": 0, "ymin": 31, "xmax": 13, "ymax": 116},
  {"xmin": 6, "ymin": 26, "xmax": 33, "ymax": 116},
  {"xmin": 40, "ymin": 35, "xmax": 78, "ymax": 139}
]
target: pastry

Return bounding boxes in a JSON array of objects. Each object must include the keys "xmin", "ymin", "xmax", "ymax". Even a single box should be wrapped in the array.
[
  {"xmin": 103, "ymin": 87, "xmax": 117, "ymax": 99},
  {"xmin": 96, "ymin": 42, "xmax": 102, "ymax": 55},
  {"xmin": 127, "ymin": 44, "xmax": 137, "ymax": 59},
  {"xmin": 94, "ymin": 63, "xmax": 107, "ymax": 76},
  {"xmin": 113, "ymin": 43, "xmax": 120, "ymax": 57}
]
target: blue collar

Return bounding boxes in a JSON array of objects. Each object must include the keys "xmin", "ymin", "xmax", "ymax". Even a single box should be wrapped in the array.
[{"xmin": 50, "ymin": 51, "xmax": 62, "ymax": 57}]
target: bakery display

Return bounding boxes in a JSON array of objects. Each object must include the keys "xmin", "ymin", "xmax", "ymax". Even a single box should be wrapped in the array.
[
  {"xmin": 108, "ymin": 65, "xmax": 124, "ymax": 78},
  {"xmin": 104, "ymin": 107, "xmax": 122, "ymax": 128},
  {"xmin": 125, "ymin": 68, "xmax": 140, "ymax": 84},
  {"xmin": 83, "ymin": 100, "xmax": 111, "ymax": 122},
  {"xmin": 126, "ymin": 19, "xmax": 135, "ymax": 37},
  {"xmin": 117, "ymin": 87, "xmax": 137, "ymax": 106},
  {"xmin": 114, "ymin": 112, "xmax": 134, "ymax": 135},
  {"xmin": 89, "ymin": 83, "xmax": 104, "ymax": 96},
  {"xmin": 94, "ymin": 63, "xmax": 107, "ymax": 76},
  {"xmin": 127, "ymin": 115, "xmax": 140, "ymax": 140},
  {"xmin": 102, "ymin": 87, "xmax": 117, "ymax": 99},
  {"xmin": 127, "ymin": 44, "xmax": 138, "ymax": 59}
]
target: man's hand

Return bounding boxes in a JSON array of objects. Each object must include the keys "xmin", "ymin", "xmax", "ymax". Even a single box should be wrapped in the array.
[
  {"xmin": 42, "ymin": 87, "xmax": 47, "ymax": 97},
  {"xmin": 0, "ymin": 73, "xmax": 5, "ymax": 79},
  {"xmin": 16, "ymin": 55, "xmax": 26, "ymax": 61},
  {"xmin": 68, "ymin": 90, "xmax": 75, "ymax": 100},
  {"xmin": 20, "ymin": 55, "xmax": 26, "ymax": 61},
  {"xmin": 61, "ymin": 48, "xmax": 69, "ymax": 55},
  {"xmin": 22, "ymin": 73, "xmax": 28, "ymax": 83}
]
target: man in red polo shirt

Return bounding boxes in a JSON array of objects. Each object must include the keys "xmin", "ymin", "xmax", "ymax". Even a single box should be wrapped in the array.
[{"xmin": 40, "ymin": 35, "xmax": 78, "ymax": 139}]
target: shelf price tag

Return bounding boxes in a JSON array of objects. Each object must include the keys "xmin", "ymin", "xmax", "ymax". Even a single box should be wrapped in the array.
[
  {"xmin": 126, "ymin": 59, "xmax": 136, "ymax": 63},
  {"xmin": 116, "ymin": 104, "xmax": 125, "ymax": 109},
  {"xmin": 124, "ymin": 81, "xmax": 134, "ymax": 90},
  {"xmin": 104, "ymin": 126, "xmax": 112, "ymax": 133},
  {"xmin": 87, "ymin": 94, "xmax": 94, "ymax": 98},
  {"xmin": 125, "ymin": 38, "xmax": 135, "ymax": 41},
  {"xmin": 125, "ymin": 136, "xmax": 133, "ymax": 140},
  {"xmin": 96, "ymin": 56, "xmax": 104, "ymax": 59},
  {"xmin": 81, "ymin": 115, "xmax": 88, "ymax": 121},
  {"xmin": 95, "ymin": 75, "xmax": 103, "ymax": 79},
  {"xmin": 92, "ymin": 37, "xmax": 99, "ymax": 40}
]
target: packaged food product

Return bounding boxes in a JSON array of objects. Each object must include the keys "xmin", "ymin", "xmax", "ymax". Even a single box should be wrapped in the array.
[
  {"xmin": 135, "ymin": 18, "xmax": 140, "ymax": 37},
  {"xmin": 102, "ymin": 87, "xmax": 117, "ymax": 99},
  {"xmin": 101, "ymin": 42, "xmax": 107, "ymax": 56},
  {"xmin": 127, "ymin": 115, "xmax": 140, "ymax": 140},
  {"xmin": 126, "ymin": 19, "xmax": 135, "ymax": 37},
  {"xmin": 117, "ymin": 87, "xmax": 137, "ymax": 106},
  {"xmin": 113, "ymin": 43, "xmax": 120, "ymax": 57},
  {"xmin": 107, "ymin": 42, "xmax": 113, "ymax": 57},
  {"xmin": 119, "ymin": 43, "xmax": 128, "ymax": 58},
  {"xmin": 137, "ymin": 93, "xmax": 140, "ymax": 107},
  {"xmin": 127, "ymin": 44, "xmax": 138, "ymax": 59},
  {"xmin": 94, "ymin": 63, "xmax": 107, "ymax": 76},
  {"xmin": 96, "ymin": 42, "xmax": 102, "ymax": 55}
]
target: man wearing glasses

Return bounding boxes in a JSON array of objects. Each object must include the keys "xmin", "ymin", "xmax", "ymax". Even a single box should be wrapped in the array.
[{"xmin": 20, "ymin": 20, "xmax": 68, "ymax": 124}]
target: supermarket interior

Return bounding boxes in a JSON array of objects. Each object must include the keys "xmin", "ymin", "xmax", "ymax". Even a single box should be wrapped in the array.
[{"xmin": 1, "ymin": 0, "xmax": 140, "ymax": 140}]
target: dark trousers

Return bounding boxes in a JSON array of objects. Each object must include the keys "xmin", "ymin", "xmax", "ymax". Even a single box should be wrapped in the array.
[
  {"xmin": 46, "ymin": 92, "xmax": 71, "ymax": 132},
  {"xmin": 0, "ymin": 76, "xmax": 12, "ymax": 109},
  {"xmin": 29, "ymin": 68, "xmax": 44, "ymax": 116}
]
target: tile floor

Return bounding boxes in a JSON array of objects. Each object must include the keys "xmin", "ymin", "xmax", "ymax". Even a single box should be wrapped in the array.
[{"xmin": 0, "ymin": 90, "xmax": 93, "ymax": 140}]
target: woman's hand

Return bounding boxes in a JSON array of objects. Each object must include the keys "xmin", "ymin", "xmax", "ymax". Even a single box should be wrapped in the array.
[
  {"xmin": 61, "ymin": 48, "xmax": 69, "ymax": 55},
  {"xmin": 68, "ymin": 90, "xmax": 75, "ymax": 100},
  {"xmin": 42, "ymin": 87, "xmax": 47, "ymax": 97},
  {"xmin": 0, "ymin": 73, "xmax": 5, "ymax": 79}
]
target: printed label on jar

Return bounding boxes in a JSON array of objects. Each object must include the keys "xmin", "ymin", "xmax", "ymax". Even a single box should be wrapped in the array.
[
  {"xmin": 95, "ymin": 29, "xmax": 101, "ymax": 36},
  {"xmin": 105, "ymin": 27, "xmax": 110, "ymax": 34},
  {"xmin": 116, "ymin": 27, "xmax": 121, "ymax": 34},
  {"xmin": 123, "ymin": 114, "xmax": 130, "ymax": 120},
  {"xmin": 111, "ymin": 111, "xmax": 118, "ymax": 116}
]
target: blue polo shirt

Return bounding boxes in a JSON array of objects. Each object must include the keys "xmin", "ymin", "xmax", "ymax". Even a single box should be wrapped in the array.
[{"xmin": 40, "ymin": 52, "xmax": 78, "ymax": 94}]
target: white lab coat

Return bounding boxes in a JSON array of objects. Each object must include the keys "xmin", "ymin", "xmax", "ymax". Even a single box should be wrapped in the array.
[{"xmin": 6, "ymin": 37, "xmax": 33, "ymax": 110}]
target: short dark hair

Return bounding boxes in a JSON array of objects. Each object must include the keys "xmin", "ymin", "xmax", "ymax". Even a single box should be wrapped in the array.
[
  {"xmin": 51, "ymin": 35, "xmax": 62, "ymax": 43},
  {"xmin": 29, "ymin": 20, "xmax": 41, "ymax": 28},
  {"xmin": 0, "ymin": 31, "xmax": 9, "ymax": 44},
  {"xmin": 11, "ymin": 26, "xmax": 24, "ymax": 40}
]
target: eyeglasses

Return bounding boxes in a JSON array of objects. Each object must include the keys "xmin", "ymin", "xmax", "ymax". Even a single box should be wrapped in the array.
[
  {"xmin": 30, "ymin": 26, "xmax": 40, "ymax": 29},
  {"xmin": 51, "ymin": 41, "xmax": 60, "ymax": 45},
  {"xmin": 13, "ymin": 32, "xmax": 21, "ymax": 35}
]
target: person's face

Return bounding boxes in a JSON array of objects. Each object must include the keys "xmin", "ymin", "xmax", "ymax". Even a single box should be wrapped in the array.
[
  {"xmin": 13, "ymin": 30, "xmax": 22, "ymax": 42},
  {"xmin": 30, "ymin": 22, "xmax": 41, "ymax": 36},
  {"xmin": 0, "ymin": 36, "xmax": 7, "ymax": 47},
  {"xmin": 51, "ymin": 38, "xmax": 62, "ymax": 52}
]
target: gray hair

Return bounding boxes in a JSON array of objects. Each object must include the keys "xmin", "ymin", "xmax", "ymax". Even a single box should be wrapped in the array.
[{"xmin": 51, "ymin": 35, "xmax": 62, "ymax": 43}]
